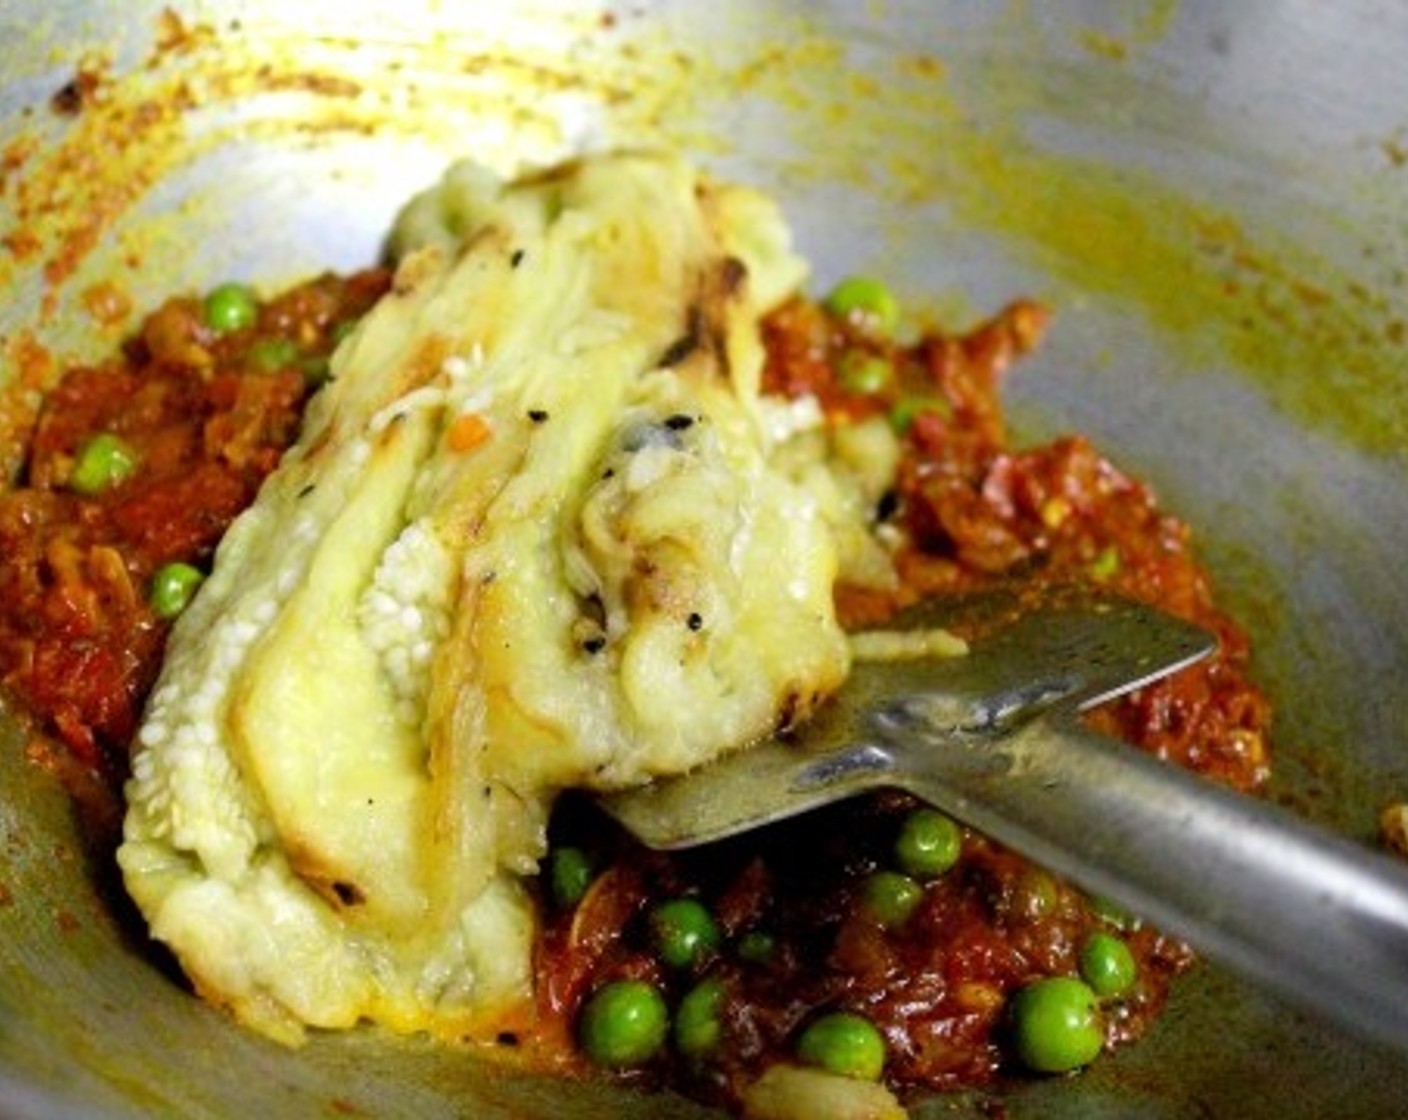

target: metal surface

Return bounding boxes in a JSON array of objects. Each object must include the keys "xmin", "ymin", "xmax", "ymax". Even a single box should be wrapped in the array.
[
  {"xmin": 2, "ymin": 1, "xmax": 1408, "ymax": 1118},
  {"xmin": 602, "ymin": 594, "xmax": 1218, "ymax": 847},
  {"xmin": 609, "ymin": 595, "xmax": 1408, "ymax": 1057}
]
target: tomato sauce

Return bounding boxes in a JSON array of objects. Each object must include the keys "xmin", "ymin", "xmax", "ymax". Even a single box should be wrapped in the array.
[
  {"xmin": 0, "ymin": 270, "xmax": 388, "ymax": 788},
  {"xmin": 0, "ymin": 278, "xmax": 1271, "ymax": 1110},
  {"xmin": 534, "ymin": 296, "xmax": 1269, "ymax": 1106}
]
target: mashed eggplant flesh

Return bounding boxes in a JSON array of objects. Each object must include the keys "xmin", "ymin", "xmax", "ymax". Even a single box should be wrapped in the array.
[
  {"xmin": 0, "ymin": 146, "xmax": 1277, "ymax": 1115},
  {"xmin": 117, "ymin": 153, "xmax": 888, "ymax": 1044}
]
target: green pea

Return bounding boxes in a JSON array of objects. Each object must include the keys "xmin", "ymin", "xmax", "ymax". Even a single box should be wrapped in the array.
[
  {"xmin": 204, "ymin": 282, "xmax": 258, "ymax": 333},
  {"xmin": 548, "ymin": 846, "xmax": 595, "ymax": 909},
  {"xmin": 248, "ymin": 337, "xmax": 300, "ymax": 371},
  {"xmin": 894, "ymin": 808, "xmax": 962, "ymax": 880},
  {"xmin": 1079, "ymin": 931, "xmax": 1137, "ymax": 998},
  {"xmin": 1009, "ymin": 867, "xmax": 1059, "ymax": 922},
  {"xmin": 736, "ymin": 930, "xmax": 777, "ymax": 964},
  {"xmin": 649, "ymin": 897, "xmax": 720, "ymax": 970},
  {"xmin": 1008, "ymin": 976, "xmax": 1104, "ymax": 1074},
  {"xmin": 838, "ymin": 350, "xmax": 893, "ymax": 396},
  {"xmin": 796, "ymin": 1011, "xmax": 886, "ymax": 1081},
  {"xmin": 150, "ymin": 562, "xmax": 204, "ymax": 620},
  {"xmin": 1088, "ymin": 545, "xmax": 1122, "ymax": 582},
  {"xmin": 861, "ymin": 870, "xmax": 923, "ymax": 929},
  {"xmin": 1088, "ymin": 894, "xmax": 1140, "ymax": 932},
  {"xmin": 824, "ymin": 276, "xmax": 900, "ymax": 338},
  {"xmin": 69, "ymin": 432, "xmax": 137, "ymax": 495},
  {"xmin": 577, "ymin": 979, "xmax": 669, "ymax": 1068},
  {"xmin": 889, "ymin": 394, "xmax": 951, "ymax": 434},
  {"xmin": 674, "ymin": 977, "xmax": 725, "ymax": 1059}
]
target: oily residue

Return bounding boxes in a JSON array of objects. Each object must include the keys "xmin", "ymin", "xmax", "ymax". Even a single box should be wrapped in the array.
[
  {"xmin": 1076, "ymin": 0, "xmax": 1181, "ymax": 62},
  {"xmin": 3, "ymin": 15, "xmax": 603, "ymax": 297},
  {"xmin": 0, "ymin": 6, "xmax": 697, "ymax": 478},
  {"xmin": 2, "ymin": 3, "xmax": 1405, "ymax": 464},
  {"xmin": 0, "ymin": 6, "xmax": 689, "ymax": 350},
  {"xmin": 934, "ymin": 131, "xmax": 1408, "ymax": 456},
  {"xmin": 657, "ymin": 8, "xmax": 1408, "ymax": 458}
]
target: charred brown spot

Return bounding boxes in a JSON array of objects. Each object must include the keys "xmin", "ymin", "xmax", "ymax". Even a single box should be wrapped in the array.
[
  {"xmin": 573, "ymin": 594, "xmax": 609, "ymax": 654},
  {"xmin": 331, "ymin": 881, "xmax": 365, "ymax": 907},
  {"xmin": 50, "ymin": 70, "xmax": 101, "ymax": 116},
  {"xmin": 719, "ymin": 255, "xmax": 747, "ymax": 296},
  {"xmin": 876, "ymin": 488, "xmax": 900, "ymax": 522},
  {"xmin": 659, "ymin": 306, "xmax": 703, "ymax": 368},
  {"xmin": 775, "ymin": 689, "xmax": 802, "ymax": 734}
]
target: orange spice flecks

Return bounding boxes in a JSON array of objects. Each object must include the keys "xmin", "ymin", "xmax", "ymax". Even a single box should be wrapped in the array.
[
  {"xmin": 80, "ymin": 281, "xmax": 134, "ymax": 330},
  {"xmin": 448, "ymin": 412, "xmax": 494, "ymax": 453}
]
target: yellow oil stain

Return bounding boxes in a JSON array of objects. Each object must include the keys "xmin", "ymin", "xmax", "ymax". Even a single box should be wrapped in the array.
[
  {"xmin": 666, "ymin": 6, "xmax": 1408, "ymax": 457},
  {"xmin": 2, "ymin": 3, "xmax": 1404, "ymax": 459},
  {"xmin": 0, "ymin": 5, "xmax": 698, "ymax": 390},
  {"xmin": 1079, "ymin": 0, "xmax": 1181, "ymax": 62},
  {"xmin": 931, "ymin": 129, "xmax": 1408, "ymax": 455}
]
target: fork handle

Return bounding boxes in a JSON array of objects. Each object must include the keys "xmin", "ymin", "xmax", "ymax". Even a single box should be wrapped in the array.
[{"xmin": 888, "ymin": 709, "xmax": 1408, "ymax": 1056}]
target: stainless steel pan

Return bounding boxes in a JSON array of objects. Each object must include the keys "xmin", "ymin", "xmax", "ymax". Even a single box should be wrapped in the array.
[{"xmin": 2, "ymin": 3, "xmax": 1407, "ymax": 1116}]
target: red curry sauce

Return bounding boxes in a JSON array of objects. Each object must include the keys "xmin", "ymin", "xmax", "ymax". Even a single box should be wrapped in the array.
[
  {"xmin": 530, "ymin": 297, "xmax": 1270, "ymax": 1105},
  {"xmin": 0, "ymin": 270, "xmax": 388, "ymax": 787},
  {"xmin": 0, "ymin": 278, "xmax": 1270, "ymax": 1109},
  {"xmin": 764, "ymin": 295, "xmax": 1268, "ymax": 793}
]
